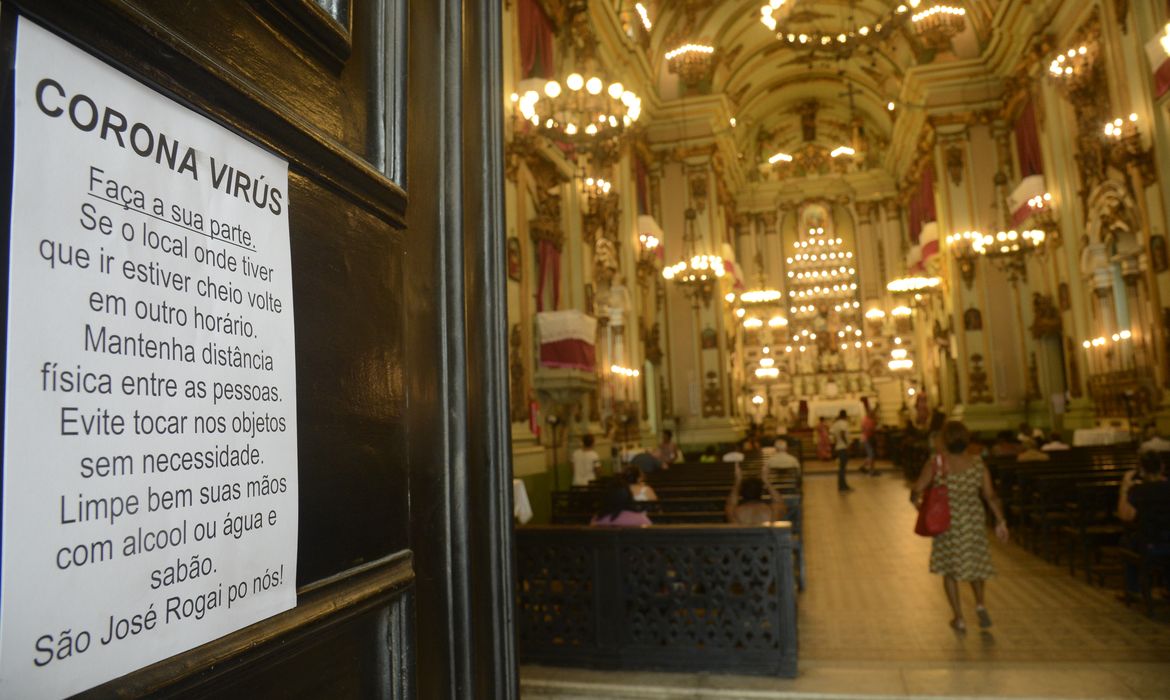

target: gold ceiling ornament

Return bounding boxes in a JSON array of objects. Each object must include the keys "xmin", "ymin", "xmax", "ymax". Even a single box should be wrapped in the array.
[
  {"xmin": 911, "ymin": 4, "xmax": 967, "ymax": 50},
  {"xmin": 510, "ymin": 73, "xmax": 642, "ymax": 148},
  {"xmin": 665, "ymin": 42, "xmax": 717, "ymax": 89}
]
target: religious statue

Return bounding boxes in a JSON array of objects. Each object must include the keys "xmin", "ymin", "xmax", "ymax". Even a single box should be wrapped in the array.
[
  {"xmin": 606, "ymin": 275, "xmax": 632, "ymax": 327},
  {"xmin": 593, "ymin": 236, "xmax": 618, "ymax": 290}
]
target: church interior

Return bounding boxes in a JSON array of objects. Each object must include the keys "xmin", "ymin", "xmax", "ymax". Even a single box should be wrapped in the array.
[{"xmin": 505, "ymin": 0, "xmax": 1170, "ymax": 696}]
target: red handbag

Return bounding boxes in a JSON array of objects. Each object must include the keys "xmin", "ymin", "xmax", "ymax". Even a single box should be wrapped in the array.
[{"xmin": 915, "ymin": 455, "xmax": 951, "ymax": 537}]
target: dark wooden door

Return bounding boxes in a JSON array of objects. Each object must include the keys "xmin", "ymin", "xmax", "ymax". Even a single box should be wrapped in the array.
[{"xmin": 0, "ymin": 1, "xmax": 515, "ymax": 698}]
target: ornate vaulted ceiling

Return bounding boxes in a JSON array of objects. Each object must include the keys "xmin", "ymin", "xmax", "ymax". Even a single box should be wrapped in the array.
[{"xmin": 642, "ymin": 0, "xmax": 997, "ymax": 195}]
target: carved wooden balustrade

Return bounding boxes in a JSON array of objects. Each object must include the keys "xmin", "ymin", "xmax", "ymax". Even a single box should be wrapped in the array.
[{"xmin": 515, "ymin": 524, "xmax": 798, "ymax": 676}]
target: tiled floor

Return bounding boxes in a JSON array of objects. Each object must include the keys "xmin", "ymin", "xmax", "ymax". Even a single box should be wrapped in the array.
[{"xmin": 520, "ymin": 462, "xmax": 1170, "ymax": 699}]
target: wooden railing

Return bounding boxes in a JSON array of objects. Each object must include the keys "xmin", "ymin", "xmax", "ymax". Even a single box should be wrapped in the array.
[{"xmin": 515, "ymin": 524, "xmax": 798, "ymax": 677}]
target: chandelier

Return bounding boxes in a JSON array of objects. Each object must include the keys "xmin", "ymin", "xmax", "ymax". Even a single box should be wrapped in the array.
[
  {"xmin": 886, "ymin": 276, "xmax": 941, "ymax": 294},
  {"xmin": 911, "ymin": 4, "xmax": 966, "ymax": 48},
  {"xmin": 512, "ymin": 74, "xmax": 642, "ymax": 145},
  {"xmin": 973, "ymin": 229, "xmax": 1046, "ymax": 280},
  {"xmin": 662, "ymin": 207, "xmax": 725, "ymax": 304},
  {"xmin": 946, "ymin": 228, "xmax": 1046, "ymax": 285},
  {"xmin": 760, "ymin": 0, "xmax": 920, "ymax": 54},
  {"xmin": 665, "ymin": 43, "xmax": 716, "ymax": 88}
]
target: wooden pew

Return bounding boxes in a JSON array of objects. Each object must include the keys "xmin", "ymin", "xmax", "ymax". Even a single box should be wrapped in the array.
[{"xmin": 515, "ymin": 523, "xmax": 798, "ymax": 677}]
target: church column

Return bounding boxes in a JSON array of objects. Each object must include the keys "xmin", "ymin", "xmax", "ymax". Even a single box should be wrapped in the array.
[
  {"xmin": 660, "ymin": 156, "xmax": 742, "ymax": 446},
  {"xmin": 855, "ymin": 201, "xmax": 883, "ymax": 304},
  {"xmin": 934, "ymin": 122, "xmax": 1033, "ymax": 431}
]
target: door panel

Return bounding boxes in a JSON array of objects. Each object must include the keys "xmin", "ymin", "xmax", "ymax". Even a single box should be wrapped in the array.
[{"xmin": 0, "ymin": 0, "xmax": 515, "ymax": 697}]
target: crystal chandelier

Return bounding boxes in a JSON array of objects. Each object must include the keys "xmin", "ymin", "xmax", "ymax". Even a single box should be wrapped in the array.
[
  {"xmin": 512, "ymin": 74, "xmax": 642, "ymax": 145},
  {"xmin": 665, "ymin": 43, "xmax": 716, "ymax": 88},
  {"xmin": 886, "ymin": 276, "xmax": 941, "ymax": 295},
  {"xmin": 760, "ymin": 0, "xmax": 921, "ymax": 54},
  {"xmin": 974, "ymin": 229, "xmax": 1046, "ymax": 281},
  {"xmin": 911, "ymin": 4, "xmax": 966, "ymax": 38},
  {"xmin": 662, "ymin": 208, "xmax": 725, "ymax": 305}
]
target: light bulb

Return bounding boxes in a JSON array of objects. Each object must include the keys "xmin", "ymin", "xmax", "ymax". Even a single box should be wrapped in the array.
[
  {"xmin": 544, "ymin": 81, "xmax": 561, "ymax": 98},
  {"xmin": 586, "ymin": 77, "xmax": 603, "ymax": 95},
  {"xmin": 567, "ymin": 73, "xmax": 585, "ymax": 91}
]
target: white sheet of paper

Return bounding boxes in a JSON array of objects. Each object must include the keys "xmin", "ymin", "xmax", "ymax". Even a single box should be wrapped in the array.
[{"xmin": 1, "ymin": 19, "xmax": 298, "ymax": 699}]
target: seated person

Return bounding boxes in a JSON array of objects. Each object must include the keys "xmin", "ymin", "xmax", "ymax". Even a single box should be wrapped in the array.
[
  {"xmin": 656, "ymin": 429, "xmax": 679, "ymax": 467},
  {"xmin": 1117, "ymin": 452, "xmax": 1170, "ymax": 595},
  {"xmin": 1017, "ymin": 422, "xmax": 1043, "ymax": 443},
  {"xmin": 716, "ymin": 444, "xmax": 744, "ymax": 465},
  {"xmin": 699, "ymin": 445, "xmax": 718, "ymax": 463},
  {"xmin": 1041, "ymin": 432, "xmax": 1071, "ymax": 451},
  {"xmin": 1016, "ymin": 438, "xmax": 1050, "ymax": 463},
  {"xmin": 725, "ymin": 463, "xmax": 787, "ymax": 525},
  {"xmin": 765, "ymin": 439, "xmax": 801, "ymax": 474},
  {"xmin": 629, "ymin": 447, "xmax": 662, "ymax": 474},
  {"xmin": 591, "ymin": 482, "xmax": 652, "ymax": 527},
  {"xmin": 622, "ymin": 465, "xmax": 658, "ymax": 502},
  {"xmin": 990, "ymin": 430, "xmax": 1023, "ymax": 457},
  {"xmin": 1138, "ymin": 424, "xmax": 1170, "ymax": 454}
]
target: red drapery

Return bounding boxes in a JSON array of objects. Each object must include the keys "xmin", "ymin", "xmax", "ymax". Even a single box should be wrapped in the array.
[
  {"xmin": 1014, "ymin": 100, "xmax": 1044, "ymax": 178},
  {"xmin": 519, "ymin": 0, "xmax": 554, "ymax": 79},
  {"xmin": 908, "ymin": 165, "xmax": 936, "ymax": 244}
]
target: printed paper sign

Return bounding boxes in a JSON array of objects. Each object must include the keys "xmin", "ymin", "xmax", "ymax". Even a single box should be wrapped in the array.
[{"xmin": 1, "ymin": 19, "xmax": 298, "ymax": 699}]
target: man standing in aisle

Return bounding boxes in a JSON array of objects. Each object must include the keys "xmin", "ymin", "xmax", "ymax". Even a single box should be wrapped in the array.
[{"xmin": 833, "ymin": 409, "xmax": 853, "ymax": 492}]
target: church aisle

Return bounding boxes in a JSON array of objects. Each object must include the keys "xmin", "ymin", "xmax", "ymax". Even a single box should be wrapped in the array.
[
  {"xmin": 521, "ymin": 463, "xmax": 1170, "ymax": 699},
  {"xmin": 799, "ymin": 468, "xmax": 1170, "ymax": 664}
]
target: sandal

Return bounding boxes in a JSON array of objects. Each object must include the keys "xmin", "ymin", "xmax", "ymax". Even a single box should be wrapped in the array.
[
  {"xmin": 949, "ymin": 618, "xmax": 967, "ymax": 633},
  {"xmin": 975, "ymin": 606, "xmax": 992, "ymax": 629}
]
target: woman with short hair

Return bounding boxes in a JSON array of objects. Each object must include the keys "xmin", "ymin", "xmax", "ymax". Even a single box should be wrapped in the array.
[{"xmin": 911, "ymin": 420, "xmax": 1009, "ymax": 633}]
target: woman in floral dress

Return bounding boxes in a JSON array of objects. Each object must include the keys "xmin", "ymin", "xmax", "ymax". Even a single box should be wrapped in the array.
[{"xmin": 912, "ymin": 420, "xmax": 1010, "ymax": 632}]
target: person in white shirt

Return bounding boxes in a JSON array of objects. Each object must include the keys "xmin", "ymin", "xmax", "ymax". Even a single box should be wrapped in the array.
[
  {"xmin": 765, "ymin": 439, "xmax": 801, "ymax": 474},
  {"xmin": 571, "ymin": 434, "xmax": 601, "ymax": 487},
  {"xmin": 832, "ymin": 410, "xmax": 852, "ymax": 492}
]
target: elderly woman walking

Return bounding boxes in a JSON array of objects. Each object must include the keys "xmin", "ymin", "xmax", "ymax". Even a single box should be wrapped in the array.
[{"xmin": 912, "ymin": 420, "xmax": 1009, "ymax": 633}]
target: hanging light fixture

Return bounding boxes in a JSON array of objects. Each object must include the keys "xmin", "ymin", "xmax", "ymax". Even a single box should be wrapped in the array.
[
  {"xmin": 511, "ymin": 74, "xmax": 641, "ymax": 146},
  {"xmin": 662, "ymin": 207, "xmax": 725, "ymax": 304},
  {"xmin": 665, "ymin": 43, "xmax": 717, "ymax": 88},
  {"xmin": 911, "ymin": 4, "xmax": 967, "ymax": 48},
  {"xmin": 663, "ymin": 98, "xmax": 724, "ymax": 305}
]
